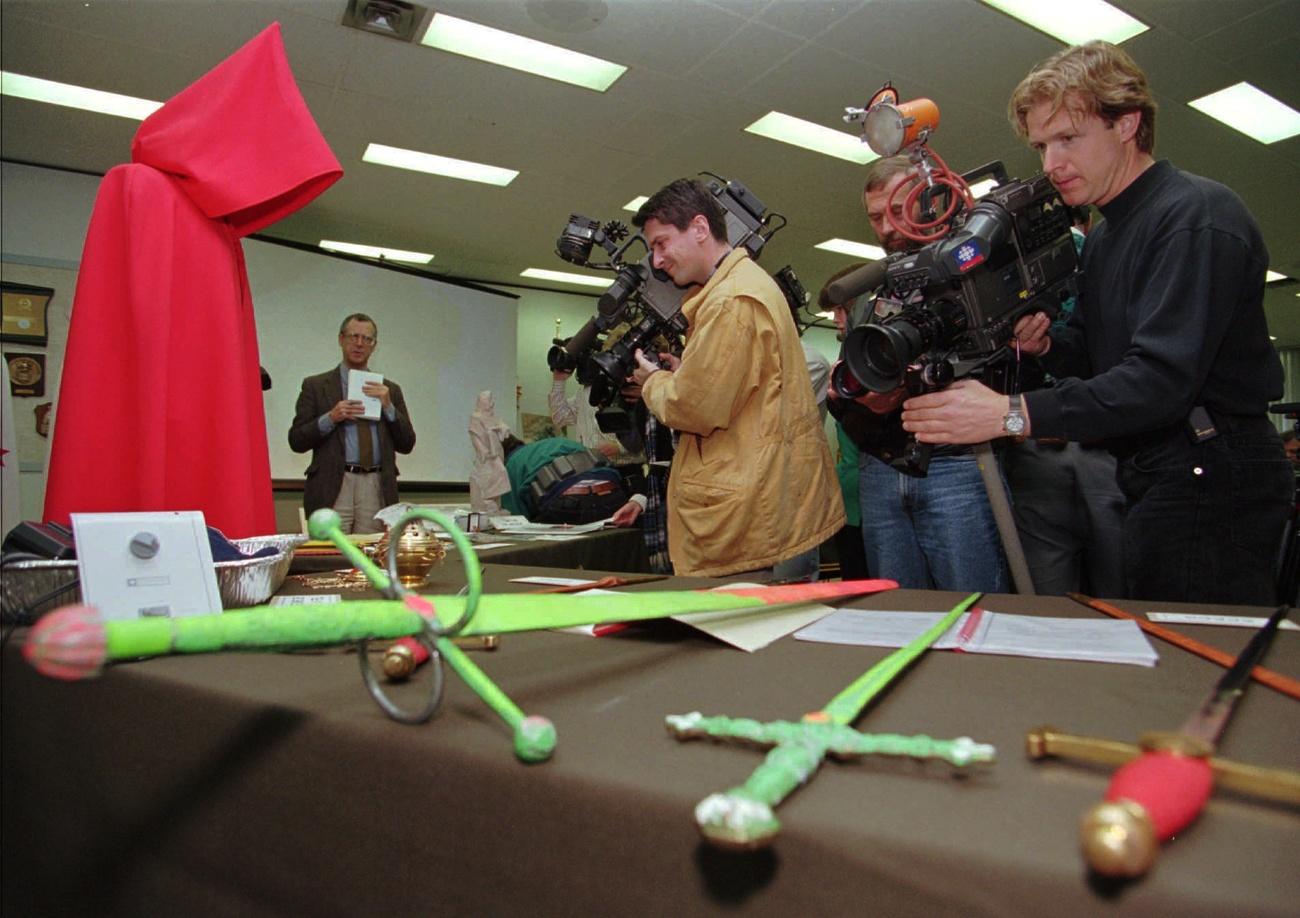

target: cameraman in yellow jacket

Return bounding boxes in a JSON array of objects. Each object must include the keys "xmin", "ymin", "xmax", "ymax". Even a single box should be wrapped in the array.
[{"xmin": 631, "ymin": 178, "xmax": 844, "ymax": 578}]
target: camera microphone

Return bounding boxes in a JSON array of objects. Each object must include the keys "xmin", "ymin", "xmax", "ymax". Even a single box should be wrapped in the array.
[{"xmin": 826, "ymin": 259, "xmax": 888, "ymax": 305}]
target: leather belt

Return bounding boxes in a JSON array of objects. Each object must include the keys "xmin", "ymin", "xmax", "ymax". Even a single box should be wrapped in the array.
[{"xmin": 343, "ymin": 464, "xmax": 381, "ymax": 474}]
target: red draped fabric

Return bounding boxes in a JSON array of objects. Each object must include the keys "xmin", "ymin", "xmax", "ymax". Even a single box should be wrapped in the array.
[{"xmin": 44, "ymin": 22, "xmax": 342, "ymax": 537}]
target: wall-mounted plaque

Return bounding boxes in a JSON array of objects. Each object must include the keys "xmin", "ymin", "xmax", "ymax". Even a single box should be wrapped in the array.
[
  {"xmin": 1, "ymin": 282, "xmax": 54, "ymax": 345},
  {"xmin": 5, "ymin": 351, "xmax": 45, "ymax": 397}
]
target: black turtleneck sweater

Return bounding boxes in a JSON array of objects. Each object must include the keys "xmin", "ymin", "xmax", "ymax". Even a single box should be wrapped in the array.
[{"xmin": 1025, "ymin": 160, "xmax": 1282, "ymax": 443}]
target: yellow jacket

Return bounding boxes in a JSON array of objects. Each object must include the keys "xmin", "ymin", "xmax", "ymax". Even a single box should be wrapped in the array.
[{"xmin": 643, "ymin": 250, "xmax": 845, "ymax": 577}]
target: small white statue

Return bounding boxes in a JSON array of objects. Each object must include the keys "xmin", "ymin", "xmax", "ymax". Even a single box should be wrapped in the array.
[{"xmin": 468, "ymin": 390, "xmax": 511, "ymax": 514}]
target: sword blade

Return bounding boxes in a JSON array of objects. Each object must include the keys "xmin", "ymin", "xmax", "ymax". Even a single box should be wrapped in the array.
[{"xmin": 1178, "ymin": 604, "xmax": 1291, "ymax": 748}]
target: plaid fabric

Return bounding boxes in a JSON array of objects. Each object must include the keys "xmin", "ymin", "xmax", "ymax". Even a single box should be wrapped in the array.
[{"xmin": 642, "ymin": 411, "xmax": 676, "ymax": 574}]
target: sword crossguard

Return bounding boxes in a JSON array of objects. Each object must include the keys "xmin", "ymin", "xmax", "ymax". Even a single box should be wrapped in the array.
[
  {"xmin": 1027, "ymin": 725, "xmax": 1300, "ymax": 879},
  {"xmin": 669, "ymin": 711, "xmax": 995, "ymax": 848}
]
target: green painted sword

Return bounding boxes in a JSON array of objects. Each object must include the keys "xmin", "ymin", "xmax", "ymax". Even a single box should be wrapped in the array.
[
  {"xmin": 23, "ymin": 508, "xmax": 900, "ymax": 764},
  {"xmin": 667, "ymin": 592, "xmax": 996, "ymax": 849}
]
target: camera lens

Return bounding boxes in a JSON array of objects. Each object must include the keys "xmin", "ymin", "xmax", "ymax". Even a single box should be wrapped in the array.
[{"xmin": 598, "ymin": 265, "xmax": 644, "ymax": 317}]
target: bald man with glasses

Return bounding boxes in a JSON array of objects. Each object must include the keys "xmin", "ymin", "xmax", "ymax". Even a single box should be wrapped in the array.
[{"xmin": 289, "ymin": 313, "xmax": 417, "ymax": 533}]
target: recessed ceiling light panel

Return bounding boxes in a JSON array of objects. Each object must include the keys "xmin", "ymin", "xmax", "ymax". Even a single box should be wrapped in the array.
[
  {"xmin": 520, "ymin": 268, "xmax": 611, "ymax": 287},
  {"xmin": 979, "ymin": 0, "xmax": 1148, "ymax": 45},
  {"xmin": 1189, "ymin": 83, "xmax": 1300, "ymax": 145},
  {"xmin": 362, "ymin": 142, "xmax": 518, "ymax": 186},
  {"xmin": 745, "ymin": 112, "xmax": 878, "ymax": 165},
  {"xmin": 0, "ymin": 70, "xmax": 161, "ymax": 120},
  {"xmin": 815, "ymin": 239, "xmax": 887, "ymax": 260},
  {"xmin": 421, "ymin": 13, "xmax": 626, "ymax": 91},
  {"xmin": 320, "ymin": 240, "xmax": 434, "ymax": 263}
]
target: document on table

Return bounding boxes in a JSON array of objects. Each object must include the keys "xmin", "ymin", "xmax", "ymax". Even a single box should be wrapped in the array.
[
  {"xmin": 795, "ymin": 607, "xmax": 1158, "ymax": 667},
  {"xmin": 549, "ymin": 582, "xmax": 836, "ymax": 652},
  {"xmin": 491, "ymin": 519, "xmax": 607, "ymax": 536},
  {"xmin": 346, "ymin": 370, "xmax": 384, "ymax": 420}
]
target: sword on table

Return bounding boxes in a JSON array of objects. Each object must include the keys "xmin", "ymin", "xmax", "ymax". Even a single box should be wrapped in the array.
[
  {"xmin": 1027, "ymin": 604, "xmax": 1300, "ymax": 878},
  {"xmin": 668, "ymin": 592, "xmax": 996, "ymax": 849},
  {"xmin": 22, "ymin": 507, "xmax": 901, "ymax": 764}
]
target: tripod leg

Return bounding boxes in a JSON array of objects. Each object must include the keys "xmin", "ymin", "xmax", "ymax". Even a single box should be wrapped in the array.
[{"xmin": 973, "ymin": 440, "xmax": 1036, "ymax": 595}]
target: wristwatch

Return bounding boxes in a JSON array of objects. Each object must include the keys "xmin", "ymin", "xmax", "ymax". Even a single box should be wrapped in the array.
[{"xmin": 1002, "ymin": 394, "xmax": 1027, "ymax": 437}]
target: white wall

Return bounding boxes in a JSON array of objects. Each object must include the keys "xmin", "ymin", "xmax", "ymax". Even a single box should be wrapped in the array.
[{"xmin": 245, "ymin": 240, "xmax": 516, "ymax": 482}]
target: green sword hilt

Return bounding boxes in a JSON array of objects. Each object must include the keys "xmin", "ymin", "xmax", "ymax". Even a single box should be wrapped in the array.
[
  {"xmin": 309, "ymin": 507, "xmax": 556, "ymax": 763},
  {"xmin": 668, "ymin": 592, "xmax": 995, "ymax": 848}
]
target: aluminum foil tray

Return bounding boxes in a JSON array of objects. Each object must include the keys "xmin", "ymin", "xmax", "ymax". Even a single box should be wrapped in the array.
[{"xmin": 1, "ymin": 533, "xmax": 309, "ymax": 620}]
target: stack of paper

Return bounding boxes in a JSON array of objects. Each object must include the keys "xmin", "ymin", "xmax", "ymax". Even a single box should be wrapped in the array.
[{"xmin": 795, "ymin": 607, "xmax": 1158, "ymax": 667}]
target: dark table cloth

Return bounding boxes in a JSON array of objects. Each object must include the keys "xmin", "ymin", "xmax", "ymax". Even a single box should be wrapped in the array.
[{"xmin": 3, "ymin": 565, "xmax": 1296, "ymax": 917}]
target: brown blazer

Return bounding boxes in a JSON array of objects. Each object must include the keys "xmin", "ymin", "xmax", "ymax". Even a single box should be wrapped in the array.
[{"xmin": 288, "ymin": 367, "xmax": 417, "ymax": 515}]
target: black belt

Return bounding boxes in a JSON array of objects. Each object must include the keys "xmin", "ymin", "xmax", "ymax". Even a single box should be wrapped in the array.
[{"xmin": 343, "ymin": 464, "xmax": 381, "ymax": 474}]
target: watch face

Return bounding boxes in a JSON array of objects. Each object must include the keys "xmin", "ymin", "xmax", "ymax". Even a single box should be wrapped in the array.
[{"xmin": 1004, "ymin": 415, "xmax": 1026, "ymax": 436}]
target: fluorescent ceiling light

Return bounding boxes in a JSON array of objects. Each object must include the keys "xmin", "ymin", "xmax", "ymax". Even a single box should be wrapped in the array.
[
  {"xmin": 320, "ymin": 240, "xmax": 433, "ymax": 264},
  {"xmin": 968, "ymin": 178, "xmax": 999, "ymax": 198},
  {"xmin": 0, "ymin": 70, "xmax": 161, "ymax": 120},
  {"xmin": 623, "ymin": 196, "xmax": 649, "ymax": 212},
  {"xmin": 1266, "ymin": 270, "xmax": 1288, "ymax": 283},
  {"xmin": 362, "ymin": 142, "xmax": 518, "ymax": 186},
  {"xmin": 1190, "ymin": 83, "xmax": 1300, "ymax": 144},
  {"xmin": 520, "ymin": 268, "xmax": 611, "ymax": 288},
  {"xmin": 816, "ymin": 239, "xmax": 887, "ymax": 260},
  {"xmin": 815, "ymin": 311, "xmax": 835, "ymax": 320},
  {"xmin": 979, "ymin": 0, "xmax": 1147, "ymax": 45},
  {"xmin": 745, "ymin": 112, "xmax": 878, "ymax": 165},
  {"xmin": 421, "ymin": 13, "xmax": 626, "ymax": 91}
]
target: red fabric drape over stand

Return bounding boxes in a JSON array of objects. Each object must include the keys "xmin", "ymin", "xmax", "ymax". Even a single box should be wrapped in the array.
[{"xmin": 44, "ymin": 22, "xmax": 342, "ymax": 537}]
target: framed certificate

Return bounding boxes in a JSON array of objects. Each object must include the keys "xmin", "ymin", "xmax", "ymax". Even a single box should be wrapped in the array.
[{"xmin": 1, "ymin": 282, "xmax": 54, "ymax": 345}]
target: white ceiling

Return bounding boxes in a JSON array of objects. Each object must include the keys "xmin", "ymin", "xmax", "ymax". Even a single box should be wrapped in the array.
[{"xmin": 3, "ymin": 0, "xmax": 1298, "ymax": 339}]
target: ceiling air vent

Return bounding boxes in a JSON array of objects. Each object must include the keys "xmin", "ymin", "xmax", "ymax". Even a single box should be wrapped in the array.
[{"xmin": 341, "ymin": 0, "xmax": 428, "ymax": 42}]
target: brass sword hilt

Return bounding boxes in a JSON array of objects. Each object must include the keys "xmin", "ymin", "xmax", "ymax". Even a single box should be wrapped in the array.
[{"xmin": 1026, "ymin": 725, "xmax": 1300, "ymax": 876}]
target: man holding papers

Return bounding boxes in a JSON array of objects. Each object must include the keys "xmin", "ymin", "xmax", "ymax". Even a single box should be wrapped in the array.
[{"xmin": 289, "ymin": 313, "xmax": 416, "ymax": 533}]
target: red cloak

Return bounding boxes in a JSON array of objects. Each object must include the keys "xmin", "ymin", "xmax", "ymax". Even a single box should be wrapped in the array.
[{"xmin": 44, "ymin": 23, "xmax": 342, "ymax": 537}]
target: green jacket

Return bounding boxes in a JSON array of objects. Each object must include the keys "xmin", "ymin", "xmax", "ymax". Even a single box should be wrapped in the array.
[{"xmin": 502, "ymin": 437, "xmax": 587, "ymax": 517}]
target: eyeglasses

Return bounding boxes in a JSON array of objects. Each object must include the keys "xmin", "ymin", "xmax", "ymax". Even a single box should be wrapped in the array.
[{"xmin": 343, "ymin": 333, "xmax": 376, "ymax": 345}]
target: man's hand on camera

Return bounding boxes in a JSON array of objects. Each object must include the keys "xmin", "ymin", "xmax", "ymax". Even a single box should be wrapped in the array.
[
  {"xmin": 1013, "ymin": 311, "xmax": 1052, "ymax": 356},
  {"xmin": 901, "ymin": 379, "xmax": 1028, "ymax": 444},
  {"xmin": 632, "ymin": 349, "xmax": 677, "ymax": 386}
]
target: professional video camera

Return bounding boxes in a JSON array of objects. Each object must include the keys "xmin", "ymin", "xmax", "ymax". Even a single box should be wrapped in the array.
[
  {"xmin": 827, "ymin": 84, "xmax": 1079, "ymax": 475},
  {"xmin": 546, "ymin": 173, "xmax": 789, "ymax": 411}
]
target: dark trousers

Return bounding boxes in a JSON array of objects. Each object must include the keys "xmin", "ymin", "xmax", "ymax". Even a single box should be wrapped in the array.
[
  {"xmin": 833, "ymin": 525, "xmax": 870, "ymax": 580},
  {"xmin": 1117, "ymin": 417, "xmax": 1291, "ymax": 605},
  {"xmin": 1003, "ymin": 440, "xmax": 1125, "ymax": 597}
]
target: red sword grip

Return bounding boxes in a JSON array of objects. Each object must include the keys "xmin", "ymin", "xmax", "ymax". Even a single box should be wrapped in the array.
[{"xmin": 1080, "ymin": 747, "xmax": 1214, "ymax": 877}]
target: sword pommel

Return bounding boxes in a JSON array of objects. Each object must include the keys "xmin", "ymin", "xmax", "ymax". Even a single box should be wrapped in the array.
[{"xmin": 1080, "ymin": 799, "xmax": 1156, "ymax": 878}]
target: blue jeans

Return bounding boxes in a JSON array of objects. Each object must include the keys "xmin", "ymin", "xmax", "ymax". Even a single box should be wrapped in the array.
[
  {"xmin": 859, "ymin": 452, "xmax": 1009, "ymax": 592},
  {"xmin": 1116, "ymin": 418, "xmax": 1290, "ymax": 605}
]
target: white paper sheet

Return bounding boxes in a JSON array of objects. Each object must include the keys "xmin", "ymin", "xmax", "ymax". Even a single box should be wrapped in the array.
[
  {"xmin": 795, "ymin": 608, "xmax": 1158, "ymax": 667},
  {"xmin": 346, "ymin": 370, "xmax": 384, "ymax": 420}
]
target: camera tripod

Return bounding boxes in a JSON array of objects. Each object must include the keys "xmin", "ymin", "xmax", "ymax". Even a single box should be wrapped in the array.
[
  {"xmin": 972, "ymin": 440, "xmax": 1036, "ymax": 595},
  {"xmin": 1269, "ymin": 402, "xmax": 1300, "ymax": 605}
]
